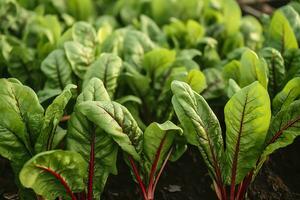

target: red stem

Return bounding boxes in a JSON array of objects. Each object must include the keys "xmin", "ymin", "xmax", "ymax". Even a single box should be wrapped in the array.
[
  {"xmin": 236, "ymin": 171, "xmax": 254, "ymax": 200},
  {"xmin": 151, "ymin": 147, "xmax": 173, "ymax": 195},
  {"xmin": 147, "ymin": 135, "xmax": 167, "ymax": 199},
  {"xmin": 60, "ymin": 115, "xmax": 71, "ymax": 122},
  {"xmin": 35, "ymin": 165, "xmax": 77, "ymax": 200},
  {"xmin": 129, "ymin": 156, "xmax": 148, "ymax": 200},
  {"xmin": 87, "ymin": 133, "xmax": 95, "ymax": 200},
  {"xmin": 230, "ymin": 98, "xmax": 247, "ymax": 200}
]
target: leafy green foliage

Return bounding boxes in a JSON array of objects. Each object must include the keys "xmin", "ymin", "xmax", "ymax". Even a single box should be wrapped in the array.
[{"xmin": 1, "ymin": 1, "xmax": 300, "ymax": 200}]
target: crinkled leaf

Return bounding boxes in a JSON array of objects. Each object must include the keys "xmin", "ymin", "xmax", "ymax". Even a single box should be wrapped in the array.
[
  {"xmin": 0, "ymin": 79, "xmax": 44, "ymax": 172},
  {"xmin": 76, "ymin": 101, "xmax": 143, "ymax": 160},
  {"xmin": 83, "ymin": 53, "xmax": 122, "ymax": 98},
  {"xmin": 202, "ymin": 68, "xmax": 225, "ymax": 99},
  {"xmin": 64, "ymin": 41, "xmax": 95, "ymax": 79},
  {"xmin": 67, "ymin": 78, "xmax": 113, "ymax": 197},
  {"xmin": 260, "ymin": 47, "xmax": 285, "ymax": 96},
  {"xmin": 41, "ymin": 49, "xmax": 73, "ymax": 91}
]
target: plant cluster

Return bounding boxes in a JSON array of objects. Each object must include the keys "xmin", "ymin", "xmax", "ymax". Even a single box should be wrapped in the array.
[{"xmin": 0, "ymin": 0, "xmax": 300, "ymax": 200}]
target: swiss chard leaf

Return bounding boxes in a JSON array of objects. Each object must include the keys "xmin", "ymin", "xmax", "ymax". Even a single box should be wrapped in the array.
[
  {"xmin": 272, "ymin": 77, "xmax": 300, "ymax": 114},
  {"xmin": 35, "ymin": 84, "xmax": 76, "ymax": 153},
  {"xmin": 266, "ymin": 10, "xmax": 298, "ymax": 53},
  {"xmin": 260, "ymin": 47, "xmax": 285, "ymax": 96},
  {"xmin": 223, "ymin": 82, "xmax": 271, "ymax": 185},
  {"xmin": 19, "ymin": 150, "xmax": 87, "ymax": 200},
  {"xmin": 41, "ymin": 49, "xmax": 74, "ymax": 91},
  {"xmin": 67, "ymin": 78, "xmax": 115, "ymax": 198},
  {"xmin": 83, "ymin": 53, "xmax": 123, "ymax": 98},
  {"xmin": 171, "ymin": 80, "xmax": 224, "ymax": 182},
  {"xmin": 0, "ymin": 78, "xmax": 44, "ymax": 172}
]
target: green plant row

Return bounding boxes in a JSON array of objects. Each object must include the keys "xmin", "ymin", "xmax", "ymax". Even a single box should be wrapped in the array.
[{"xmin": 0, "ymin": 0, "xmax": 300, "ymax": 200}]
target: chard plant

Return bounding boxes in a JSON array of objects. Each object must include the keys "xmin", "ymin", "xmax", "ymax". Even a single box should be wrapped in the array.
[
  {"xmin": 0, "ymin": 78, "xmax": 185, "ymax": 200},
  {"xmin": 171, "ymin": 80, "xmax": 300, "ymax": 200}
]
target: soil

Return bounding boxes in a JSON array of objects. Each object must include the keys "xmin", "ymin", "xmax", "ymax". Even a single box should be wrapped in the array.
[{"xmin": 102, "ymin": 138, "xmax": 300, "ymax": 200}]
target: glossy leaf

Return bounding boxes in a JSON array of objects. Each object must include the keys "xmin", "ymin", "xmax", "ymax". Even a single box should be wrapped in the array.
[
  {"xmin": 171, "ymin": 80, "xmax": 224, "ymax": 180},
  {"xmin": 67, "ymin": 78, "xmax": 114, "ymax": 197},
  {"xmin": 272, "ymin": 77, "xmax": 300, "ymax": 114},
  {"xmin": 142, "ymin": 121, "xmax": 183, "ymax": 182},
  {"xmin": 266, "ymin": 10, "xmax": 298, "ymax": 53},
  {"xmin": 35, "ymin": 85, "xmax": 77, "ymax": 153},
  {"xmin": 239, "ymin": 49, "xmax": 268, "ymax": 89},
  {"xmin": 76, "ymin": 100, "xmax": 143, "ymax": 160},
  {"xmin": 255, "ymin": 100, "xmax": 300, "ymax": 175},
  {"xmin": 0, "ymin": 79, "xmax": 44, "ymax": 171},
  {"xmin": 19, "ymin": 150, "xmax": 86, "ymax": 200},
  {"xmin": 224, "ymin": 82, "xmax": 271, "ymax": 184},
  {"xmin": 185, "ymin": 69, "xmax": 207, "ymax": 93}
]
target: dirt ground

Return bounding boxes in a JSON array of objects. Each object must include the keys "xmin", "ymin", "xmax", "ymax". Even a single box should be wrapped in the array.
[{"xmin": 102, "ymin": 138, "xmax": 300, "ymax": 200}]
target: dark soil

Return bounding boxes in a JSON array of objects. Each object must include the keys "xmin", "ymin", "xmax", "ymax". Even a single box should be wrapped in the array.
[
  {"xmin": 102, "ymin": 138, "xmax": 300, "ymax": 200},
  {"xmin": 1, "ymin": 139, "xmax": 299, "ymax": 200}
]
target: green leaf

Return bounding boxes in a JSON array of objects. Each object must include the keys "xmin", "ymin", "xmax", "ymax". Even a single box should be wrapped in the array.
[
  {"xmin": 223, "ymin": 0, "xmax": 241, "ymax": 35},
  {"xmin": 240, "ymin": 16, "xmax": 263, "ymax": 49},
  {"xmin": 223, "ymin": 60, "xmax": 241, "ymax": 84},
  {"xmin": 41, "ymin": 49, "xmax": 73, "ymax": 91},
  {"xmin": 224, "ymin": 82, "xmax": 271, "ymax": 184},
  {"xmin": 141, "ymin": 121, "xmax": 183, "ymax": 182},
  {"xmin": 64, "ymin": 41, "xmax": 96, "ymax": 79},
  {"xmin": 83, "ymin": 53, "xmax": 122, "ymax": 98},
  {"xmin": 185, "ymin": 69, "xmax": 207, "ymax": 93},
  {"xmin": 143, "ymin": 48, "xmax": 176, "ymax": 76},
  {"xmin": 255, "ymin": 100, "xmax": 300, "ymax": 175},
  {"xmin": 171, "ymin": 80, "xmax": 224, "ymax": 180},
  {"xmin": 260, "ymin": 47, "xmax": 285, "ymax": 96},
  {"xmin": 72, "ymin": 22, "xmax": 97, "ymax": 48},
  {"xmin": 19, "ymin": 150, "xmax": 86, "ymax": 200},
  {"xmin": 239, "ymin": 49, "xmax": 268, "ymax": 89},
  {"xmin": 202, "ymin": 68, "xmax": 225, "ymax": 99},
  {"xmin": 227, "ymin": 79, "xmax": 241, "ymax": 98},
  {"xmin": 123, "ymin": 30, "xmax": 156, "ymax": 67},
  {"xmin": 0, "ymin": 79, "xmax": 44, "ymax": 172},
  {"xmin": 67, "ymin": 79, "xmax": 115, "ymax": 197},
  {"xmin": 76, "ymin": 101, "xmax": 143, "ymax": 160},
  {"xmin": 280, "ymin": 5, "xmax": 300, "ymax": 44},
  {"xmin": 66, "ymin": 0, "xmax": 94, "ymax": 20},
  {"xmin": 35, "ymin": 85, "xmax": 77, "ymax": 153},
  {"xmin": 272, "ymin": 77, "xmax": 300, "ymax": 114},
  {"xmin": 124, "ymin": 62, "xmax": 151, "ymax": 96},
  {"xmin": 139, "ymin": 15, "xmax": 167, "ymax": 45},
  {"xmin": 284, "ymin": 49, "xmax": 300, "ymax": 83},
  {"xmin": 266, "ymin": 10, "xmax": 298, "ymax": 53},
  {"xmin": 185, "ymin": 20, "xmax": 205, "ymax": 46}
]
